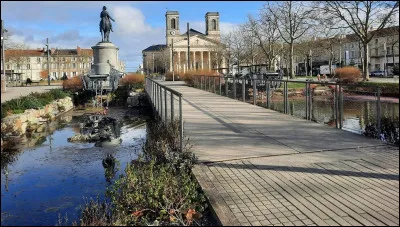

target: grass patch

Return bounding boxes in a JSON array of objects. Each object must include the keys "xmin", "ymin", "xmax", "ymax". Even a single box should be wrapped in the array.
[{"xmin": 1, "ymin": 88, "xmax": 71, "ymax": 119}]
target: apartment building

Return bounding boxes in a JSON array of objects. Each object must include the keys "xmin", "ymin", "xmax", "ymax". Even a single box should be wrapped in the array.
[{"xmin": 294, "ymin": 26, "xmax": 399, "ymax": 75}]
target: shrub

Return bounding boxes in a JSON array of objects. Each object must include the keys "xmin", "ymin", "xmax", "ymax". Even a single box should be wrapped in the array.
[
  {"xmin": 49, "ymin": 89, "xmax": 69, "ymax": 99},
  {"xmin": 119, "ymin": 73, "xmax": 144, "ymax": 86},
  {"xmin": 63, "ymin": 76, "xmax": 83, "ymax": 91},
  {"xmin": 77, "ymin": 120, "xmax": 208, "ymax": 226},
  {"xmin": 335, "ymin": 67, "xmax": 361, "ymax": 83}
]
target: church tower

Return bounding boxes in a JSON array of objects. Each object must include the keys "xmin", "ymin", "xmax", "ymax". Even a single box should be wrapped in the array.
[
  {"xmin": 205, "ymin": 12, "xmax": 220, "ymax": 42},
  {"xmin": 166, "ymin": 11, "xmax": 180, "ymax": 47}
]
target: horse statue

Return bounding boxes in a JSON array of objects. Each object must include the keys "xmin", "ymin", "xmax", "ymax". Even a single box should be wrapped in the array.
[{"xmin": 99, "ymin": 6, "xmax": 115, "ymax": 42}]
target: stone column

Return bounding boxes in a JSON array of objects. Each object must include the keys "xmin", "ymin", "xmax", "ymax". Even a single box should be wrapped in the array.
[
  {"xmin": 201, "ymin": 51, "xmax": 204, "ymax": 70},
  {"xmin": 208, "ymin": 51, "xmax": 211, "ymax": 70}
]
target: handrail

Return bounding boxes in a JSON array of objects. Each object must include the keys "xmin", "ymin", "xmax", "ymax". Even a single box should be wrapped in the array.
[
  {"xmin": 145, "ymin": 77, "xmax": 183, "ymax": 151},
  {"xmin": 193, "ymin": 75, "xmax": 387, "ymax": 137},
  {"xmin": 146, "ymin": 77, "xmax": 183, "ymax": 97}
]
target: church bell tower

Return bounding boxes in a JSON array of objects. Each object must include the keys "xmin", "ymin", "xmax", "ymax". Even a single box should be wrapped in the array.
[{"xmin": 166, "ymin": 11, "xmax": 180, "ymax": 47}]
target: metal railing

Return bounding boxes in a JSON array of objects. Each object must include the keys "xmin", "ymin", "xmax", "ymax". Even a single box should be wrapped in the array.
[
  {"xmin": 145, "ymin": 77, "xmax": 183, "ymax": 151},
  {"xmin": 192, "ymin": 75, "xmax": 398, "ymax": 137}
]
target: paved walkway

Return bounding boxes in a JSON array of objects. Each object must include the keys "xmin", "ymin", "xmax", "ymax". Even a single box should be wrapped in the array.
[
  {"xmin": 1, "ymin": 85, "xmax": 62, "ymax": 103},
  {"xmin": 160, "ymin": 81, "xmax": 399, "ymax": 226}
]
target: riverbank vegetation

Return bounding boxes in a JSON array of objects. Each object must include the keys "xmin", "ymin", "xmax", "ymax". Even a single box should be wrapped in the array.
[
  {"xmin": 1, "ymin": 89, "xmax": 70, "ymax": 119},
  {"xmin": 74, "ymin": 119, "xmax": 212, "ymax": 226}
]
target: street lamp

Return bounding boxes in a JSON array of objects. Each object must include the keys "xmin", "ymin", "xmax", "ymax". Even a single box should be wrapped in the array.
[
  {"xmin": 1, "ymin": 19, "xmax": 8, "ymax": 92},
  {"xmin": 46, "ymin": 38, "xmax": 50, "ymax": 85},
  {"xmin": 171, "ymin": 38, "xmax": 175, "ymax": 81}
]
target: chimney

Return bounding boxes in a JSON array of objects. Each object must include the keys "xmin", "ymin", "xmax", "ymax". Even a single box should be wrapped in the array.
[{"xmin": 51, "ymin": 48, "xmax": 55, "ymax": 54}]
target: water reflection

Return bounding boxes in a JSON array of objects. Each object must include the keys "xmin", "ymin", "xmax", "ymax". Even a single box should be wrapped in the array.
[
  {"xmin": 266, "ymin": 98, "xmax": 399, "ymax": 134},
  {"xmin": 1, "ymin": 112, "xmax": 147, "ymax": 226}
]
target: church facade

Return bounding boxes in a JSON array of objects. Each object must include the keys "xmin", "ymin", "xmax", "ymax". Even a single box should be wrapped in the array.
[{"xmin": 142, "ymin": 11, "xmax": 226, "ymax": 75}]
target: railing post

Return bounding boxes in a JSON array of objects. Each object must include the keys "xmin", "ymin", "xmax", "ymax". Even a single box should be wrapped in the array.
[
  {"xmin": 242, "ymin": 78, "xmax": 246, "ymax": 102},
  {"xmin": 339, "ymin": 84, "xmax": 343, "ymax": 129},
  {"xmin": 233, "ymin": 76, "xmax": 236, "ymax": 100},
  {"xmin": 306, "ymin": 82, "xmax": 309, "ymax": 120},
  {"xmin": 160, "ymin": 86, "xmax": 161, "ymax": 121},
  {"xmin": 376, "ymin": 86, "xmax": 381, "ymax": 137},
  {"xmin": 253, "ymin": 78, "xmax": 257, "ymax": 105},
  {"xmin": 334, "ymin": 84, "xmax": 338, "ymax": 129},
  {"xmin": 219, "ymin": 76, "xmax": 222, "ymax": 95},
  {"xmin": 283, "ymin": 81, "xmax": 288, "ymax": 114},
  {"xmin": 213, "ymin": 77, "xmax": 216, "ymax": 93},
  {"xmin": 200, "ymin": 76, "xmax": 203, "ymax": 90},
  {"xmin": 171, "ymin": 92, "xmax": 174, "ymax": 122},
  {"xmin": 179, "ymin": 95, "xmax": 183, "ymax": 152},
  {"xmin": 309, "ymin": 82, "xmax": 313, "ymax": 121},
  {"xmin": 225, "ymin": 77, "xmax": 228, "ymax": 96},
  {"xmin": 209, "ymin": 76, "xmax": 211, "ymax": 92},
  {"xmin": 164, "ymin": 89, "xmax": 167, "ymax": 121},
  {"xmin": 266, "ymin": 80, "xmax": 270, "ymax": 109}
]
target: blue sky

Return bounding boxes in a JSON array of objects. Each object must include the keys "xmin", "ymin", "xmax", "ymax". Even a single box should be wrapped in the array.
[{"xmin": 1, "ymin": 1, "xmax": 266, "ymax": 72}]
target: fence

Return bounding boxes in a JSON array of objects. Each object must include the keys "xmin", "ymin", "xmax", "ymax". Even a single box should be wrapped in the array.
[
  {"xmin": 193, "ymin": 75, "xmax": 399, "ymax": 140},
  {"xmin": 145, "ymin": 77, "xmax": 183, "ymax": 150}
]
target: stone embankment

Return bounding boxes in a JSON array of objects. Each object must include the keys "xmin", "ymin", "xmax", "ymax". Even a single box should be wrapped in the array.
[{"xmin": 1, "ymin": 97, "xmax": 74, "ymax": 137}]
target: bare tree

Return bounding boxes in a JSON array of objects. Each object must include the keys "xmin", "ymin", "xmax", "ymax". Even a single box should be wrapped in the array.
[
  {"xmin": 266, "ymin": 1, "xmax": 317, "ymax": 79},
  {"xmin": 229, "ymin": 27, "xmax": 247, "ymax": 74},
  {"xmin": 246, "ymin": 12, "xmax": 281, "ymax": 71},
  {"xmin": 319, "ymin": 1, "xmax": 399, "ymax": 80}
]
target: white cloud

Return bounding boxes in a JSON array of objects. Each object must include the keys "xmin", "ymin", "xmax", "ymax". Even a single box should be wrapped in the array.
[{"xmin": 112, "ymin": 6, "xmax": 153, "ymax": 35}]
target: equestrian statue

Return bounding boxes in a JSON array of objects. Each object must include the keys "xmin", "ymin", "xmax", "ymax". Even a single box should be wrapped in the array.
[{"xmin": 99, "ymin": 6, "xmax": 115, "ymax": 42}]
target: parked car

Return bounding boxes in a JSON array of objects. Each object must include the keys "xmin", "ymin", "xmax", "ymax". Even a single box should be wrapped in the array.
[
  {"xmin": 370, "ymin": 70, "xmax": 385, "ymax": 77},
  {"xmin": 370, "ymin": 70, "xmax": 394, "ymax": 78}
]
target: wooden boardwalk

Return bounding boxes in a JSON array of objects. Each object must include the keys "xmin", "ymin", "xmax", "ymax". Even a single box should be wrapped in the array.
[{"xmin": 161, "ymin": 81, "xmax": 399, "ymax": 226}]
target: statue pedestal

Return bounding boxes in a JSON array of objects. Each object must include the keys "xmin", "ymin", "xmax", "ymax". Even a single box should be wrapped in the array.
[{"xmin": 91, "ymin": 42, "xmax": 120, "ymax": 74}]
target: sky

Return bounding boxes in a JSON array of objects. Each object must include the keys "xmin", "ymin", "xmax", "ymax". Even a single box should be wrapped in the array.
[{"xmin": 1, "ymin": 1, "xmax": 266, "ymax": 72}]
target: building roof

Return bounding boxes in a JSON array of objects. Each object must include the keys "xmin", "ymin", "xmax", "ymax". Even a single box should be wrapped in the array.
[
  {"xmin": 166, "ymin": 11, "xmax": 179, "ymax": 15},
  {"xmin": 52, "ymin": 49, "xmax": 78, "ymax": 55},
  {"xmin": 206, "ymin": 12, "xmax": 219, "ymax": 16},
  {"xmin": 5, "ymin": 47, "xmax": 93, "ymax": 57},
  {"xmin": 142, "ymin": 44, "xmax": 167, "ymax": 52},
  {"xmin": 183, "ymin": 28, "xmax": 205, "ymax": 36},
  {"xmin": 5, "ymin": 49, "xmax": 45, "ymax": 57}
]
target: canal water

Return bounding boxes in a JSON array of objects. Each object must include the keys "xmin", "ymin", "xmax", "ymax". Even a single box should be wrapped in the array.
[
  {"xmin": 265, "ymin": 98, "xmax": 399, "ymax": 135},
  {"xmin": 1, "ymin": 109, "xmax": 147, "ymax": 226}
]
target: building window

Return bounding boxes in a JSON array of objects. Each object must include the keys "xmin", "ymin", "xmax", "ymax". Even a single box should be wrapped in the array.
[
  {"xmin": 37, "ymin": 57, "xmax": 41, "ymax": 63},
  {"xmin": 73, "ymin": 72, "xmax": 77, "ymax": 77},
  {"xmin": 212, "ymin": 19, "xmax": 217, "ymax": 30},
  {"xmin": 7, "ymin": 65, "xmax": 10, "ymax": 70},
  {"xmin": 72, "ymin": 63, "xmax": 76, "ymax": 68},
  {"xmin": 351, "ymin": 51, "xmax": 355, "ymax": 58},
  {"xmin": 375, "ymin": 48, "xmax": 378, "ymax": 56},
  {"xmin": 72, "ymin": 57, "xmax": 76, "ymax": 61},
  {"xmin": 171, "ymin": 18, "xmax": 176, "ymax": 29},
  {"xmin": 62, "ymin": 57, "xmax": 66, "ymax": 61},
  {"xmin": 53, "ymin": 57, "xmax": 56, "ymax": 61},
  {"xmin": 375, "ymin": 64, "xmax": 380, "ymax": 70},
  {"xmin": 27, "ymin": 64, "xmax": 30, "ymax": 69},
  {"xmin": 375, "ymin": 39, "xmax": 378, "ymax": 44},
  {"xmin": 53, "ymin": 72, "xmax": 57, "ymax": 78},
  {"xmin": 387, "ymin": 47, "xmax": 391, "ymax": 55},
  {"xmin": 27, "ymin": 58, "xmax": 30, "ymax": 62}
]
